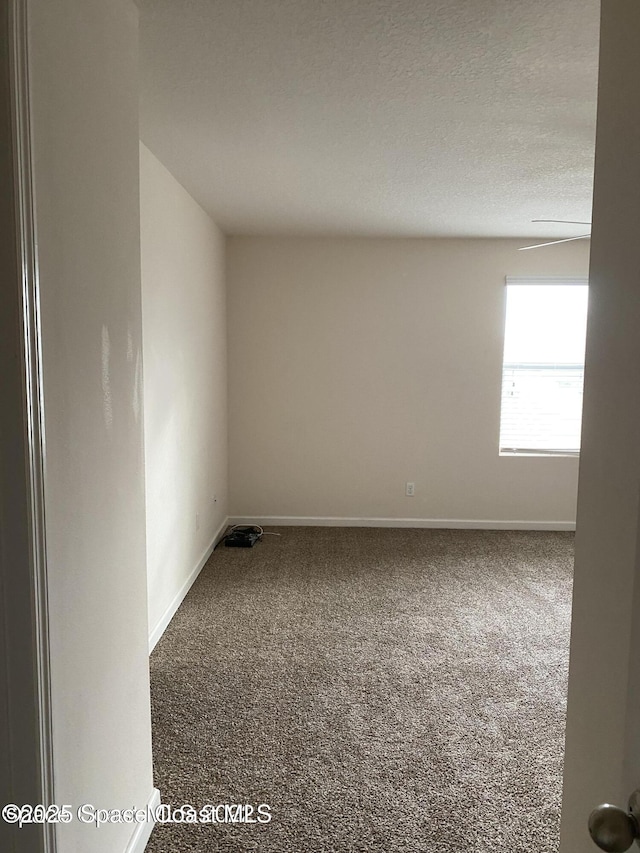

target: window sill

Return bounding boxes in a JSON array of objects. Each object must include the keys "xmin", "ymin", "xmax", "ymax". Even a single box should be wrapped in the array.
[{"xmin": 499, "ymin": 450, "xmax": 580, "ymax": 458}]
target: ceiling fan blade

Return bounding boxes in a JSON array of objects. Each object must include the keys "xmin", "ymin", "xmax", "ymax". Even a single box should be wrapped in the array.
[
  {"xmin": 519, "ymin": 234, "xmax": 591, "ymax": 251},
  {"xmin": 531, "ymin": 219, "xmax": 592, "ymax": 225}
]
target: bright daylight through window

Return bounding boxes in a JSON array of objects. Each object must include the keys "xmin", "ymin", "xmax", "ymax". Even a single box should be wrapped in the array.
[{"xmin": 499, "ymin": 279, "xmax": 589, "ymax": 456}]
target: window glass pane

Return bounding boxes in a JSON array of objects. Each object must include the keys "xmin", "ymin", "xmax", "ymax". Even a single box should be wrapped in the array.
[{"xmin": 500, "ymin": 283, "xmax": 588, "ymax": 454}]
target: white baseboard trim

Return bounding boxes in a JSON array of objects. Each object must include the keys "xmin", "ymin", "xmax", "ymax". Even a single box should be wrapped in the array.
[
  {"xmin": 148, "ymin": 517, "xmax": 229, "ymax": 653},
  {"xmin": 229, "ymin": 515, "xmax": 576, "ymax": 531},
  {"xmin": 124, "ymin": 787, "xmax": 161, "ymax": 853}
]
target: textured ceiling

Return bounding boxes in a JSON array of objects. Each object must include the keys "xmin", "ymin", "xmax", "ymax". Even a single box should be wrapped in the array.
[{"xmin": 138, "ymin": 0, "xmax": 600, "ymax": 237}]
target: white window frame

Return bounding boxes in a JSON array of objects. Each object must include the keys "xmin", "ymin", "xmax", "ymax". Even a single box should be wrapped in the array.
[{"xmin": 499, "ymin": 277, "xmax": 589, "ymax": 458}]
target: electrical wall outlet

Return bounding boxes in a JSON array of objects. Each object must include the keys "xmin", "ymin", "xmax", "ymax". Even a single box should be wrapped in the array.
[{"xmin": 406, "ymin": 482, "xmax": 415, "ymax": 497}]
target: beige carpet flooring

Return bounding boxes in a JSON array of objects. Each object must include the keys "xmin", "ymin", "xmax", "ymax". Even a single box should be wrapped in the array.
[{"xmin": 146, "ymin": 527, "xmax": 573, "ymax": 853}]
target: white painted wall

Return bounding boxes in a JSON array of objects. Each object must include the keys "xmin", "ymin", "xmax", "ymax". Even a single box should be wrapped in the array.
[
  {"xmin": 28, "ymin": 2, "xmax": 156, "ymax": 851},
  {"xmin": 228, "ymin": 237, "xmax": 590, "ymax": 526},
  {"xmin": 140, "ymin": 143, "xmax": 228, "ymax": 647}
]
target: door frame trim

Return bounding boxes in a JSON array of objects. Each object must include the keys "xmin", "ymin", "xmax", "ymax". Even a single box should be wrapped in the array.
[{"xmin": 6, "ymin": 1, "xmax": 56, "ymax": 848}]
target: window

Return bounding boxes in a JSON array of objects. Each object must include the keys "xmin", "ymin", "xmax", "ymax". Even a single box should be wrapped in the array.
[{"xmin": 499, "ymin": 278, "xmax": 589, "ymax": 456}]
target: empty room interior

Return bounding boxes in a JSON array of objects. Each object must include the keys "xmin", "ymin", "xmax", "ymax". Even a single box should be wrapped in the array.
[
  {"xmin": 13, "ymin": 0, "xmax": 629, "ymax": 852},
  {"xmin": 140, "ymin": 1, "xmax": 597, "ymax": 850}
]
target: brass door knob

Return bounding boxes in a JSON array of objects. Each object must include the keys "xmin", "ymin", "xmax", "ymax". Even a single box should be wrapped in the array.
[{"xmin": 589, "ymin": 793, "xmax": 640, "ymax": 852}]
